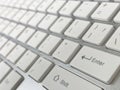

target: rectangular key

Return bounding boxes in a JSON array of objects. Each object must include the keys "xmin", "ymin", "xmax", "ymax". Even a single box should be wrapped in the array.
[
  {"xmin": 9, "ymin": 24, "xmax": 25, "ymax": 38},
  {"xmin": 91, "ymin": 2, "xmax": 120, "ymax": 21},
  {"xmin": 43, "ymin": 66, "xmax": 102, "ymax": 90},
  {"xmin": 29, "ymin": 0, "xmax": 43, "ymax": 10},
  {"xmin": 0, "ymin": 62, "xmax": 11, "ymax": 82},
  {"xmin": 50, "ymin": 17, "xmax": 72, "ymax": 34},
  {"xmin": 37, "ymin": 0, "xmax": 54, "ymax": 12},
  {"xmin": 28, "ymin": 13, "xmax": 45, "ymax": 27},
  {"xmin": 0, "ymin": 41, "xmax": 16, "ymax": 57},
  {"xmin": 38, "ymin": 14, "xmax": 57, "ymax": 30},
  {"xmin": 17, "ymin": 50, "xmax": 38, "ymax": 72},
  {"xmin": 59, "ymin": 1, "xmax": 80, "ymax": 16},
  {"xmin": 74, "ymin": 1, "xmax": 98, "ymax": 19},
  {"xmin": 47, "ymin": 0, "xmax": 66, "ymax": 14},
  {"xmin": 28, "ymin": 57, "xmax": 53, "ymax": 81},
  {"xmin": 106, "ymin": 27, "xmax": 120, "ymax": 52},
  {"xmin": 7, "ymin": 45, "xmax": 26, "ymax": 63},
  {"xmin": 17, "ymin": 28, "xmax": 35, "ymax": 43},
  {"xmin": 12, "ymin": 10, "xmax": 27, "ymax": 22},
  {"xmin": 64, "ymin": 19, "xmax": 91, "ymax": 39},
  {"xmin": 82, "ymin": 23, "xmax": 114, "ymax": 45},
  {"xmin": 70, "ymin": 46, "xmax": 120, "ymax": 84},
  {"xmin": 38, "ymin": 35, "xmax": 62, "ymax": 55},
  {"xmin": 0, "ymin": 36, "xmax": 8, "ymax": 49},
  {"xmin": 0, "ymin": 71, "xmax": 23, "ymax": 90},
  {"xmin": 53, "ymin": 40, "xmax": 80, "ymax": 63},
  {"xmin": 27, "ymin": 31, "xmax": 47, "ymax": 48},
  {"xmin": 2, "ymin": 22, "xmax": 17, "ymax": 35},
  {"xmin": 20, "ymin": 11, "xmax": 35, "ymax": 24}
]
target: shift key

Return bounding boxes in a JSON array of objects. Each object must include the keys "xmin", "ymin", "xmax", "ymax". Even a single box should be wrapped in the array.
[
  {"xmin": 70, "ymin": 46, "xmax": 120, "ymax": 84},
  {"xmin": 43, "ymin": 66, "xmax": 101, "ymax": 90}
]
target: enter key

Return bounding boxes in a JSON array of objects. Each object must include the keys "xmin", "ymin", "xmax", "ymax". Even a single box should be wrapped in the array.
[{"xmin": 70, "ymin": 46, "xmax": 120, "ymax": 84}]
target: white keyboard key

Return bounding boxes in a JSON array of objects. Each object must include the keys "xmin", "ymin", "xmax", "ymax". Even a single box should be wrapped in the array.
[
  {"xmin": 0, "ymin": 62, "xmax": 11, "ymax": 82},
  {"xmin": 64, "ymin": 19, "xmax": 91, "ymax": 39},
  {"xmin": 0, "ymin": 41, "xmax": 16, "ymax": 57},
  {"xmin": 47, "ymin": 0, "xmax": 66, "ymax": 14},
  {"xmin": 0, "ymin": 71, "xmax": 23, "ymax": 90},
  {"xmin": 0, "ymin": 36, "xmax": 8, "ymax": 49},
  {"xmin": 6, "ymin": 9, "xmax": 19, "ymax": 19},
  {"xmin": 21, "ymin": 0, "xmax": 34, "ymax": 9},
  {"xmin": 114, "ymin": 11, "xmax": 120, "ymax": 23},
  {"xmin": 27, "ymin": 31, "xmax": 47, "ymax": 48},
  {"xmin": 106, "ymin": 27, "xmax": 120, "ymax": 52},
  {"xmin": 53, "ymin": 40, "xmax": 80, "ymax": 63},
  {"xmin": 82, "ymin": 23, "xmax": 114, "ymax": 45},
  {"xmin": 59, "ymin": 1, "xmax": 80, "ymax": 16},
  {"xmin": 13, "ymin": 10, "xmax": 27, "ymax": 22},
  {"xmin": 7, "ymin": 45, "xmax": 26, "ymax": 63},
  {"xmin": 29, "ymin": 0, "xmax": 43, "ymax": 10},
  {"xmin": 17, "ymin": 50, "xmax": 37, "ymax": 72},
  {"xmin": 43, "ymin": 66, "xmax": 102, "ymax": 90},
  {"xmin": 38, "ymin": 14, "xmax": 57, "ymax": 30},
  {"xmin": 91, "ymin": 2, "xmax": 120, "ymax": 21},
  {"xmin": 20, "ymin": 11, "xmax": 35, "ymax": 24},
  {"xmin": 74, "ymin": 1, "xmax": 98, "ymax": 19},
  {"xmin": 9, "ymin": 24, "xmax": 25, "ymax": 38},
  {"xmin": 18, "ymin": 28, "xmax": 35, "ymax": 43},
  {"xmin": 39, "ymin": 35, "xmax": 62, "ymax": 55},
  {"xmin": 37, "ymin": 0, "xmax": 54, "ymax": 12},
  {"xmin": 71, "ymin": 46, "xmax": 120, "ymax": 84},
  {"xmin": 50, "ymin": 17, "xmax": 72, "ymax": 34},
  {"xmin": 14, "ymin": 0, "xmax": 24, "ymax": 8},
  {"xmin": 0, "ymin": 20, "xmax": 10, "ymax": 32},
  {"xmin": 2, "ymin": 22, "xmax": 17, "ymax": 35},
  {"xmin": 28, "ymin": 13, "xmax": 45, "ymax": 27},
  {"xmin": 28, "ymin": 57, "xmax": 53, "ymax": 81}
]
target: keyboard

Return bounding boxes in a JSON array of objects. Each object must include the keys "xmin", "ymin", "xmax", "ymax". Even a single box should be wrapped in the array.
[{"xmin": 0, "ymin": 0, "xmax": 120, "ymax": 90}]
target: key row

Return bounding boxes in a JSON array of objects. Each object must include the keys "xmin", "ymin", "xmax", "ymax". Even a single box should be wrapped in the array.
[
  {"xmin": 0, "ymin": 33, "xmax": 120, "ymax": 85},
  {"xmin": 0, "ymin": 1, "xmax": 120, "ymax": 22},
  {"xmin": 0, "ymin": 16, "xmax": 120, "ymax": 53}
]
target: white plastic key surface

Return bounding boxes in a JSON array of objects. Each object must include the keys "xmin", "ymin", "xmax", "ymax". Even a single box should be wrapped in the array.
[
  {"xmin": 0, "ymin": 41, "xmax": 16, "ymax": 57},
  {"xmin": 20, "ymin": 11, "xmax": 35, "ymax": 24},
  {"xmin": 17, "ymin": 28, "xmax": 35, "ymax": 43},
  {"xmin": 28, "ymin": 57, "xmax": 53, "ymax": 81},
  {"xmin": 38, "ymin": 14, "xmax": 57, "ymax": 30},
  {"xmin": 50, "ymin": 17, "xmax": 72, "ymax": 34},
  {"xmin": 28, "ymin": 13, "xmax": 45, "ymax": 27},
  {"xmin": 82, "ymin": 23, "xmax": 114, "ymax": 45},
  {"xmin": 27, "ymin": 31, "xmax": 47, "ymax": 48},
  {"xmin": 59, "ymin": 1, "xmax": 80, "ymax": 16},
  {"xmin": 53, "ymin": 40, "xmax": 80, "ymax": 63},
  {"xmin": 2, "ymin": 22, "xmax": 17, "ymax": 35},
  {"xmin": 47, "ymin": 0, "xmax": 66, "ymax": 14},
  {"xmin": 0, "ymin": 62, "xmax": 11, "ymax": 82},
  {"xmin": 70, "ymin": 46, "xmax": 120, "ymax": 84},
  {"xmin": 91, "ymin": 2, "xmax": 120, "ymax": 21},
  {"xmin": 38, "ymin": 35, "xmax": 62, "ymax": 55},
  {"xmin": 64, "ymin": 19, "xmax": 91, "ymax": 38},
  {"xmin": 7, "ymin": 45, "xmax": 26, "ymax": 63},
  {"xmin": 43, "ymin": 66, "xmax": 102, "ymax": 90},
  {"xmin": 114, "ymin": 11, "xmax": 120, "ymax": 23},
  {"xmin": 17, "ymin": 50, "xmax": 37, "ymax": 72},
  {"xmin": 13, "ymin": 10, "xmax": 27, "ymax": 22},
  {"xmin": 106, "ymin": 27, "xmax": 120, "ymax": 52},
  {"xmin": 0, "ymin": 36, "xmax": 8, "ymax": 49},
  {"xmin": 37, "ymin": 0, "xmax": 54, "ymax": 12},
  {"xmin": 74, "ymin": 1, "xmax": 98, "ymax": 19},
  {"xmin": 0, "ymin": 71, "xmax": 23, "ymax": 90},
  {"xmin": 9, "ymin": 24, "xmax": 25, "ymax": 38}
]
